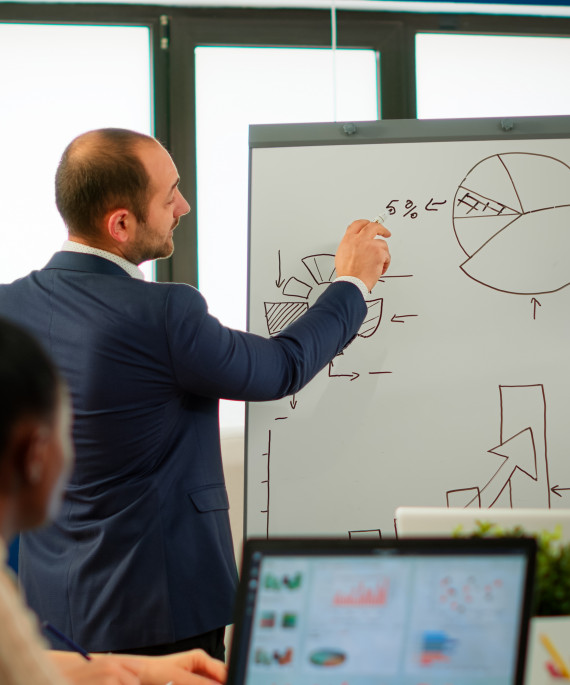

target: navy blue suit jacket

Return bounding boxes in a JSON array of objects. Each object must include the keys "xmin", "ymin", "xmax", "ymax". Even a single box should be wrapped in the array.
[{"xmin": 0, "ymin": 251, "xmax": 366, "ymax": 652}]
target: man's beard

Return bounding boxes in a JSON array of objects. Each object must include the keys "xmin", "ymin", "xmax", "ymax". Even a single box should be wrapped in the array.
[{"xmin": 126, "ymin": 220, "xmax": 178, "ymax": 264}]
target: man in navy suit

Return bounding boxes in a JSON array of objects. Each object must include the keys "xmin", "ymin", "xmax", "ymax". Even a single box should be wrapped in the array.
[{"xmin": 0, "ymin": 129, "xmax": 391, "ymax": 658}]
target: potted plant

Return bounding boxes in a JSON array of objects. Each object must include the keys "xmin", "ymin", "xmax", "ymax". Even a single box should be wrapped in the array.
[
  {"xmin": 457, "ymin": 520, "xmax": 570, "ymax": 616},
  {"xmin": 455, "ymin": 520, "xmax": 570, "ymax": 684}
]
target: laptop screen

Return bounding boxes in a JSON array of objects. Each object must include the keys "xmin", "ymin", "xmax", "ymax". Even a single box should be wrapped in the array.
[{"xmin": 227, "ymin": 537, "xmax": 536, "ymax": 685}]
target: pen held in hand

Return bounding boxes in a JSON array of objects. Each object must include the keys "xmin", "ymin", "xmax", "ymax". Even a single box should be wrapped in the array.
[
  {"xmin": 42, "ymin": 621, "xmax": 92, "ymax": 660},
  {"xmin": 371, "ymin": 211, "xmax": 389, "ymax": 226}
]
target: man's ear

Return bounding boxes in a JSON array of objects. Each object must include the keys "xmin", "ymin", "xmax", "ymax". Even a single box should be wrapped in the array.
[{"xmin": 105, "ymin": 208, "xmax": 133, "ymax": 245}]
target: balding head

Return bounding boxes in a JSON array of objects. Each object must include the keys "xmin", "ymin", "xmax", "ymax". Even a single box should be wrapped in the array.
[{"xmin": 55, "ymin": 128, "xmax": 157, "ymax": 240}]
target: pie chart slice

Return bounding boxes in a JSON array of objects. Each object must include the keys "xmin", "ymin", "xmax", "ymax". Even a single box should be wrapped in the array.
[
  {"xmin": 455, "ymin": 153, "xmax": 524, "ymax": 220},
  {"xmin": 500, "ymin": 152, "xmax": 570, "ymax": 213},
  {"xmin": 454, "ymin": 212, "xmax": 521, "ymax": 258},
  {"xmin": 302, "ymin": 254, "xmax": 336, "ymax": 285},
  {"xmin": 460, "ymin": 205, "xmax": 570, "ymax": 294},
  {"xmin": 358, "ymin": 298, "xmax": 383, "ymax": 338}
]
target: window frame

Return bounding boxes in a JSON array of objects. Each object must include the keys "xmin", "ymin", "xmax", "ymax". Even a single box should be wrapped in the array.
[{"xmin": 0, "ymin": 3, "xmax": 569, "ymax": 286}]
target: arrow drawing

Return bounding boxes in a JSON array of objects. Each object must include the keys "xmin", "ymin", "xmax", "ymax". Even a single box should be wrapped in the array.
[
  {"xmin": 551, "ymin": 485, "xmax": 570, "ymax": 498},
  {"xmin": 461, "ymin": 428, "xmax": 537, "ymax": 508},
  {"xmin": 391, "ymin": 314, "xmax": 418, "ymax": 324},
  {"xmin": 290, "ymin": 394, "xmax": 297, "ymax": 409},
  {"xmin": 531, "ymin": 297, "xmax": 541, "ymax": 320},
  {"xmin": 328, "ymin": 361, "xmax": 359, "ymax": 382}
]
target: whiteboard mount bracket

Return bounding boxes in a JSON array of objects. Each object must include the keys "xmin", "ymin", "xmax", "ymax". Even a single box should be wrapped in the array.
[
  {"xmin": 342, "ymin": 122, "xmax": 358, "ymax": 136},
  {"xmin": 501, "ymin": 118, "xmax": 515, "ymax": 132}
]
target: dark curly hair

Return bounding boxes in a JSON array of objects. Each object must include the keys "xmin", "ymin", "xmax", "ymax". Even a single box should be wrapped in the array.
[{"xmin": 0, "ymin": 318, "xmax": 61, "ymax": 459}]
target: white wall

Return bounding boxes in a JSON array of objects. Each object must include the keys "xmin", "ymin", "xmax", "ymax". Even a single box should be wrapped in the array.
[{"xmin": 221, "ymin": 432, "xmax": 245, "ymax": 570}]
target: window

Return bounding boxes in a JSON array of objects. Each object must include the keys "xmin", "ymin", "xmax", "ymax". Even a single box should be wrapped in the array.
[
  {"xmin": 0, "ymin": 23, "xmax": 153, "ymax": 283},
  {"xmin": 195, "ymin": 45, "xmax": 379, "ymax": 431},
  {"xmin": 416, "ymin": 33, "xmax": 570, "ymax": 118}
]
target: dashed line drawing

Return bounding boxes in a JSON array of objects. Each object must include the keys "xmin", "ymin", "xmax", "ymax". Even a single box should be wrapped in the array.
[
  {"xmin": 453, "ymin": 153, "xmax": 570, "ymax": 295},
  {"xmin": 446, "ymin": 384, "xmax": 549, "ymax": 508}
]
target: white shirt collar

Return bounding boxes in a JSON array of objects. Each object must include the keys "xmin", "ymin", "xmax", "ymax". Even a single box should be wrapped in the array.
[{"xmin": 61, "ymin": 241, "xmax": 145, "ymax": 280}]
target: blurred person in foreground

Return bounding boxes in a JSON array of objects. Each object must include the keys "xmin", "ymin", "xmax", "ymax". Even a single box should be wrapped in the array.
[{"xmin": 0, "ymin": 316, "xmax": 227, "ymax": 685}]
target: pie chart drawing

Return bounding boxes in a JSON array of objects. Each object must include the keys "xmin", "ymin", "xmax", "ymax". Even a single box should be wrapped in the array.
[
  {"xmin": 453, "ymin": 152, "xmax": 570, "ymax": 294},
  {"xmin": 264, "ymin": 253, "xmax": 383, "ymax": 340}
]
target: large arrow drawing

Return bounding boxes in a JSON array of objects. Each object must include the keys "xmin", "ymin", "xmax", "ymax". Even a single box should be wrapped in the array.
[{"xmin": 474, "ymin": 427, "xmax": 537, "ymax": 507}]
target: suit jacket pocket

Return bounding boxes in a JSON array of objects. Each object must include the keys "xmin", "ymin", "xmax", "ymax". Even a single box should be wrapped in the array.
[{"xmin": 188, "ymin": 484, "xmax": 230, "ymax": 512}]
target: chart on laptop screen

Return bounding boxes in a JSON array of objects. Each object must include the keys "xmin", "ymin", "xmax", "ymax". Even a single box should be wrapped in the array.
[{"xmin": 243, "ymin": 554, "xmax": 527, "ymax": 685}]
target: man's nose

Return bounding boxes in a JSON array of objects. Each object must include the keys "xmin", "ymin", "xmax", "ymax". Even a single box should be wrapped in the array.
[{"xmin": 175, "ymin": 190, "xmax": 191, "ymax": 217}]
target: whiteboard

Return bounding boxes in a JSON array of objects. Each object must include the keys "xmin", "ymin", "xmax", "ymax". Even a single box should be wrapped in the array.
[{"xmin": 245, "ymin": 116, "xmax": 570, "ymax": 540}]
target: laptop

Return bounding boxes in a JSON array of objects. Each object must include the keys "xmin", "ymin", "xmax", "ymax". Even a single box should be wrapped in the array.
[
  {"xmin": 227, "ymin": 537, "xmax": 536, "ymax": 685},
  {"xmin": 395, "ymin": 506, "xmax": 570, "ymax": 542}
]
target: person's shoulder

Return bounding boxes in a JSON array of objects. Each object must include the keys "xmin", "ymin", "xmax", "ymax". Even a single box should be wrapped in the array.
[
  {"xmin": 0, "ymin": 270, "xmax": 42, "ymax": 297},
  {"xmin": 130, "ymin": 279, "xmax": 205, "ymax": 313},
  {"xmin": 139, "ymin": 280, "xmax": 201, "ymax": 296}
]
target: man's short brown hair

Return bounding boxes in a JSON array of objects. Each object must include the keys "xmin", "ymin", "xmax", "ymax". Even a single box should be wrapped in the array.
[{"xmin": 55, "ymin": 128, "xmax": 156, "ymax": 239}]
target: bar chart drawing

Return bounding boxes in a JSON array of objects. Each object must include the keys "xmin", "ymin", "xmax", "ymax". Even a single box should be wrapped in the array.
[{"xmin": 447, "ymin": 384, "xmax": 549, "ymax": 509}]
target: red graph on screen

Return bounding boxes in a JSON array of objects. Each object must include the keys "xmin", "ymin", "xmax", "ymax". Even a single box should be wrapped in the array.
[{"xmin": 333, "ymin": 579, "xmax": 389, "ymax": 607}]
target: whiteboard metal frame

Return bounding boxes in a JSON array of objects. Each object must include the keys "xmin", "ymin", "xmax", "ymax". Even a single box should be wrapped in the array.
[{"xmin": 249, "ymin": 115, "xmax": 570, "ymax": 149}]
